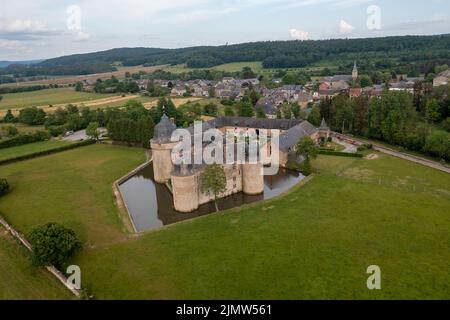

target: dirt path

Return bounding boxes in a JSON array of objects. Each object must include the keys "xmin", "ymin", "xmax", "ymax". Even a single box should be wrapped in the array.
[{"xmin": 333, "ymin": 133, "xmax": 450, "ymax": 174}]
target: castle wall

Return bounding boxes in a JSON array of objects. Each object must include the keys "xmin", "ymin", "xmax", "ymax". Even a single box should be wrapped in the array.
[
  {"xmin": 198, "ymin": 164, "xmax": 243, "ymax": 206},
  {"xmin": 151, "ymin": 141, "xmax": 177, "ymax": 183},
  {"xmin": 242, "ymin": 163, "xmax": 264, "ymax": 195}
]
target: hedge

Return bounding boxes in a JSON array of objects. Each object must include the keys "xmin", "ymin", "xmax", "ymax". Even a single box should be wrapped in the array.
[
  {"xmin": 0, "ymin": 140, "xmax": 96, "ymax": 165},
  {"xmin": 0, "ymin": 131, "xmax": 51, "ymax": 150},
  {"xmin": 318, "ymin": 150, "xmax": 364, "ymax": 158}
]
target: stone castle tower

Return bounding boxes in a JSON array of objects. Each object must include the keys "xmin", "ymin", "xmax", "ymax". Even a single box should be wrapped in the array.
[
  {"xmin": 150, "ymin": 114, "xmax": 178, "ymax": 184},
  {"xmin": 352, "ymin": 61, "xmax": 358, "ymax": 83}
]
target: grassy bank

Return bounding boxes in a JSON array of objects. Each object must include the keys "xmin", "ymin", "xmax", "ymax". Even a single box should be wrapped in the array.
[{"xmin": 0, "ymin": 229, "xmax": 72, "ymax": 299}]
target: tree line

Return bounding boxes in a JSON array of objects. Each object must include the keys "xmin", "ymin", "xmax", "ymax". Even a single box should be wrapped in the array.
[{"xmin": 310, "ymin": 86, "xmax": 450, "ymax": 161}]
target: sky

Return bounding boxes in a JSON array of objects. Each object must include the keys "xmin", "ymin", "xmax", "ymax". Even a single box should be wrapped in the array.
[{"xmin": 0, "ymin": 0, "xmax": 449, "ymax": 61}]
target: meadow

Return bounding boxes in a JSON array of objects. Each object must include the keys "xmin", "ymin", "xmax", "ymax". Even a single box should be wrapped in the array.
[
  {"xmin": 0, "ymin": 144, "xmax": 448, "ymax": 299},
  {"xmin": 0, "ymin": 87, "xmax": 115, "ymax": 110}
]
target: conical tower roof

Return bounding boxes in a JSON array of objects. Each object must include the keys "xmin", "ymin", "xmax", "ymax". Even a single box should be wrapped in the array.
[
  {"xmin": 153, "ymin": 113, "xmax": 176, "ymax": 143},
  {"xmin": 319, "ymin": 118, "xmax": 330, "ymax": 130}
]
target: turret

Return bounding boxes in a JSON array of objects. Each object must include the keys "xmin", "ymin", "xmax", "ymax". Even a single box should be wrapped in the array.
[
  {"xmin": 171, "ymin": 164, "xmax": 199, "ymax": 213},
  {"xmin": 319, "ymin": 118, "xmax": 331, "ymax": 140},
  {"xmin": 151, "ymin": 114, "xmax": 178, "ymax": 183},
  {"xmin": 242, "ymin": 163, "xmax": 264, "ymax": 195}
]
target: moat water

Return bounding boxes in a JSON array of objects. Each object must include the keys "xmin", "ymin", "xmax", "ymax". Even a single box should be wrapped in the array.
[{"xmin": 119, "ymin": 164, "xmax": 305, "ymax": 232}]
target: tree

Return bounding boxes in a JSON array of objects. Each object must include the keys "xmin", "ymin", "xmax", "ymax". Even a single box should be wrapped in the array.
[
  {"xmin": 86, "ymin": 122, "xmax": 100, "ymax": 140},
  {"xmin": 256, "ymin": 107, "xmax": 267, "ymax": 118},
  {"xmin": 0, "ymin": 178, "xmax": 9, "ymax": 196},
  {"xmin": 241, "ymin": 66, "xmax": 256, "ymax": 79},
  {"xmin": 423, "ymin": 131, "xmax": 450, "ymax": 160},
  {"xmin": 3, "ymin": 109, "xmax": 16, "ymax": 123},
  {"xmin": 28, "ymin": 223, "xmax": 82, "ymax": 267},
  {"xmin": 203, "ymin": 103, "xmax": 218, "ymax": 116},
  {"xmin": 360, "ymin": 76, "xmax": 373, "ymax": 88},
  {"xmin": 307, "ymin": 105, "xmax": 321, "ymax": 126},
  {"xmin": 425, "ymin": 99, "xmax": 441, "ymax": 123},
  {"xmin": 200, "ymin": 164, "xmax": 227, "ymax": 212},
  {"xmin": 296, "ymin": 137, "xmax": 318, "ymax": 175},
  {"xmin": 224, "ymin": 105, "xmax": 235, "ymax": 117},
  {"xmin": 3, "ymin": 125, "xmax": 18, "ymax": 137},
  {"xmin": 74, "ymin": 82, "xmax": 84, "ymax": 92},
  {"xmin": 237, "ymin": 102, "xmax": 254, "ymax": 117}
]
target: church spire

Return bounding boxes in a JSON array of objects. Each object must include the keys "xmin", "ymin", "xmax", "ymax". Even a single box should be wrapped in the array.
[{"xmin": 352, "ymin": 61, "xmax": 358, "ymax": 82}]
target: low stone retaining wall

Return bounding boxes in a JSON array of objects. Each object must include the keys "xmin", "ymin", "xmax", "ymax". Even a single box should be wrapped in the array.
[{"xmin": 0, "ymin": 215, "xmax": 80, "ymax": 297}]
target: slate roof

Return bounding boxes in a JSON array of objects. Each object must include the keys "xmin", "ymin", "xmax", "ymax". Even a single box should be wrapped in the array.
[
  {"xmin": 278, "ymin": 121, "xmax": 318, "ymax": 152},
  {"xmin": 184, "ymin": 117, "xmax": 318, "ymax": 153},
  {"xmin": 152, "ymin": 114, "xmax": 177, "ymax": 143}
]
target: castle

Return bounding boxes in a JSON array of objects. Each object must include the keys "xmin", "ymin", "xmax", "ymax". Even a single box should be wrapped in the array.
[{"xmin": 151, "ymin": 115, "xmax": 330, "ymax": 213}]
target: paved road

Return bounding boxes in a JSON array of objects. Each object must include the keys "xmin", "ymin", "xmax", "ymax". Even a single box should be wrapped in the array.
[
  {"xmin": 333, "ymin": 133, "xmax": 450, "ymax": 174},
  {"xmin": 62, "ymin": 128, "xmax": 107, "ymax": 142},
  {"xmin": 333, "ymin": 137, "xmax": 357, "ymax": 153}
]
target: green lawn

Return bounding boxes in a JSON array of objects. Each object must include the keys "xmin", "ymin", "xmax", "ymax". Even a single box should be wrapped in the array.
[
  {"xmin": 0, "ymin": 144, "xmax": 146, "ymax": 246},
  {"xmin": 0, "ymin": 230, "xmax": 72, "ymax": 299},
  {"xmin": 0, "ymin": 140, "xmax": 73, "ymax": 162},
  {"xmin": 0, "ymin": 146, "xmax": 449, "ymax": 299},
  {"xmin": 0, "ymin": 87, "xmax": 115, "ymax": 110}
]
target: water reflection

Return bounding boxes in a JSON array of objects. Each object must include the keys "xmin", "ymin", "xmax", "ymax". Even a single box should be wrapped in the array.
[{"xmin": 119, "ymin": 164, "xmax": 304, "ymax": 232}]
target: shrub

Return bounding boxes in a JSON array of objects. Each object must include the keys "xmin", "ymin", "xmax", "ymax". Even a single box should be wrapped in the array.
[
  {"xmin": 28, "ymin": 223, "xmax": 82, "ymax": 267},
  {"xmin": 0, "ymin": 178, "xmax": 9, "ymax": 196}
]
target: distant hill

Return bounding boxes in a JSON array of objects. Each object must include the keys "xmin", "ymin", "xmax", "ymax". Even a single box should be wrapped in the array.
[
  {"xmin": 0, "ymin": 60, "xmax": 43, "ymax": 68},
  {"xmin": 1, "ymin": 34, "xmax": 450, "ymax": 77}
]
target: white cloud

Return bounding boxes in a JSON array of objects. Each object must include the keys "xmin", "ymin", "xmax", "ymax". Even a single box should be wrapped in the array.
[
  {"xmin": 0, "ymin": 19, "xmax": 50, "ymax": 34},
  {"xmin": 339, "ymin": 20, "xmax": 354, "ymax": 34},
  {"xmin": 290, "ymin": 28, "xmax": 309, "ymax": 40},
  {"xmin": 0, "ymin": 39, "xmax": 21, "ymax": 49},
  {"xmin": 76, "ymin": 31, "xmax": 90, "ymax": 41}
]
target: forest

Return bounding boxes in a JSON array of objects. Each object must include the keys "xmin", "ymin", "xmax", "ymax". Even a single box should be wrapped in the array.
[{"xmin": 1, "ymin": 34, "xmax": 449, "ymax": 77}]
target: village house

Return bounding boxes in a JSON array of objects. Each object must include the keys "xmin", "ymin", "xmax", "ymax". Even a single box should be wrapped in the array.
[
  {"xmin": 171, "ymin": 85, "xmax": 187, "ymax": 97},
  {"xmin": 433, "ymin": 70, "xmax": 450, "ymax": 87}
]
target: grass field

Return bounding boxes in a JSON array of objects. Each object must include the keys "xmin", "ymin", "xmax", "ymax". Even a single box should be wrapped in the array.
[
  {"xmin": 0, "ymin": 87, "xmax": 116, "ymax": 110},
  {"xmin": 163, "ymin": 62, "xmax": 263, "ymax": 74},
  {"xmin": 0, "ymin": 144, "xmax": 146, "ymax": 246},
  {"xmin": 0, "ymin": 140, "xmax": 73, "ymax": 162},
  {"xmin": 0, "ymin": 229, "xmax": 72, "ymax": 299},
  {"xmin": 0, "ymin": 144, "xmax": 449, "ymax": 299}
]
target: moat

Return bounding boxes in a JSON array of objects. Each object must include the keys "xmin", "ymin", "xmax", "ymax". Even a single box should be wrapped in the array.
[{"xmin": 119, "ymin": 164, "xmax": 305, "ymax": 232}]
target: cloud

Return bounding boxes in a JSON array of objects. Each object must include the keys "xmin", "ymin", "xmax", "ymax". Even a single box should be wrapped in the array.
[
  {"xmin": 290, "ymin": 28, "xmax": 309, "ymax": 40},
  {"xmin": 76, "ymin": 31, "xmax": 90, "ymax": 41},
  {"xmin": 0, "ymin": 19, "xmax": 50, "ymax": 34},
  {"xmin": 339, "ymin": 20, "xmax": 354, "ymax": 34},
  {"xmin": 0, "ymin": 39, "xmax": 21, "ymax": 49}
]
